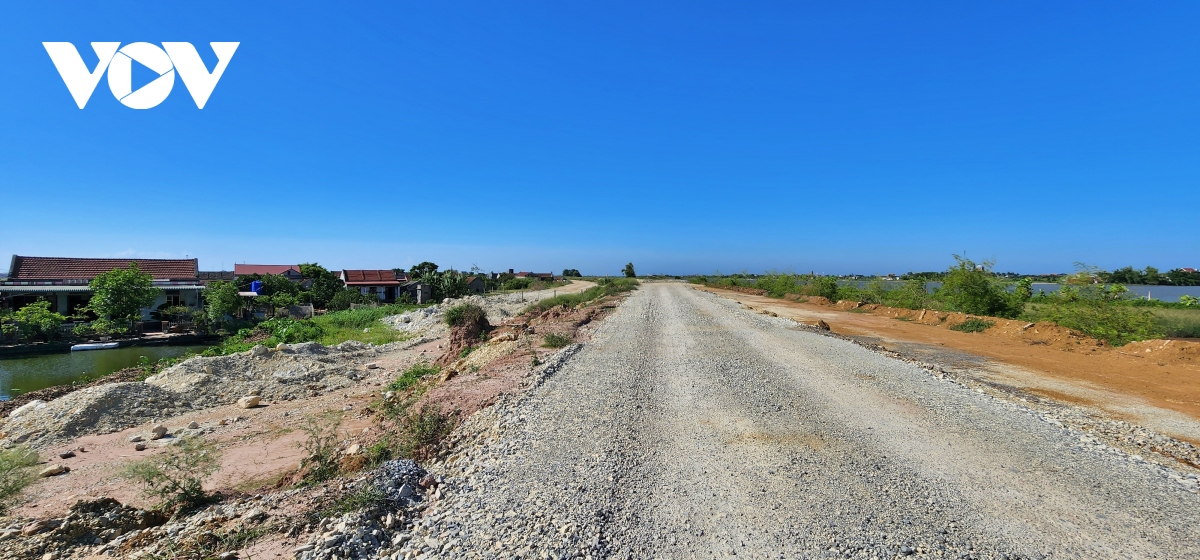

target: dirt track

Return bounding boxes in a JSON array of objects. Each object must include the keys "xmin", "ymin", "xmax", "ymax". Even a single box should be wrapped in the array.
[{"xmin": 406, "ymin": 283, "xmax": 1200, "ymax": 558}]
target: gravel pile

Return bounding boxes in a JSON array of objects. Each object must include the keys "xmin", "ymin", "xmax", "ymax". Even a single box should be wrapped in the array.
[
  {"xmin": 294, "ymin": 460, "xmax": 432, "ymax": 560},
  {"xmin": 1, "ymin": 382, "xmax": 190, "ymax": 447},
  {"xmin": 382, "ymin": 285, "xmax": 584, "ymax": 336},
  {"xmin": 145, "ymin": 341, "xmax": 377, "ymax": 409},
  {"xmin": 1, "ymin": 341, "xmax": 382, "ymax": 448},
  {"xmin": 385, "ymin": 283, "xmax": 1200, "ymax": 559}
]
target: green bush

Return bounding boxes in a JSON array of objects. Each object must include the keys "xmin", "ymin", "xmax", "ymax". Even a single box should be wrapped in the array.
[
  {"xmin": 501, "ymin": 277, "xmax": 533, "ymax": 291},
  {"xmin": 444, "ymin": 303, "xmax": 488, "ymax": 329},
  {"xmin": 121, "ymin": 437, "xmax": 220, "ymax": 511},
  {"xmin": 809, "ymin": 276, "xmax": 840, "ymax": 301},
  {"xmin": 526, "ymin": 278, "xmax": 639, "ymax": 313},
  {"xmin": 949, "ymin": 318, "xmax": 995, "ymax": 333},
  {"xmin": 1026, "ymin": 301, "xmax": 1163, "ymax": 346},
  {"xmin": 936, "ymin": 256, "xmax": 1022, "ymax": 318},
  {"xmin": 542, "ymin": 333, "xmax": 571, "ymax": 348},
  {"xmin": 0, "ymin": 446, "xmax": 38, "ymax": 514},
  {"xmin": 329, "ymin": 288, "xmax": 374, "ymax": 311},
  {"xmin": 397, "ymin": 405, "xmax": 455, "ymax": 460}
]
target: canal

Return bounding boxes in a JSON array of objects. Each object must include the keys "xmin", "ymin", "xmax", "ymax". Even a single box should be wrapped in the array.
[{"xmin": 0, "ymin": 345, "xmax": 210, "ymax": 400}]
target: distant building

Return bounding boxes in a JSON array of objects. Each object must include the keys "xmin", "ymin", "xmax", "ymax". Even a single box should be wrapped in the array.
[
  {"xmin": 198, "ymin": 271, "xmax": 235, "ymax": 284},
  {"xmin": 465, "ymin": 276, "xmax": 486, "ymax": 294},
  {"xmin": 515, "ymin": 271, "xmax": 556, "ymax": 281},
  {"xmin": 233, "ymin": 264, "xmax": 304, "ymax": 282},
  {"xmin": 400, "ymin": 280, "xmax": 432, "ymax": 304},
  {"xmin": 0, "ymin": 255, "xmax": 203, "ymax": 316},
  {"xmin": 341, "ymin": 269, "xmax": 403, "ymax": 303},
  {"xmin": 1183, "ymin": 268, "xmax": 1198, "ymax": 273}
]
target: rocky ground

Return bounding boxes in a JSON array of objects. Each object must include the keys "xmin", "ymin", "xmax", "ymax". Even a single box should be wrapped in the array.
[{"xmin": 4, "ymin": 280, "xmax": 1200, "ymax": 559}]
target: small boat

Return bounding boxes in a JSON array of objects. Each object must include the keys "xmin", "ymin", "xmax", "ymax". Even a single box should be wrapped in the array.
[{"xmin": 71, "ymin": 342, "xmax": 120, "ymax": 351}]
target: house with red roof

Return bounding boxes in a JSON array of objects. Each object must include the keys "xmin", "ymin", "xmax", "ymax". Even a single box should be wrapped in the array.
[
  {"xmin": 233, "ymin": 264, "xmax": 304, "ymax": 282},
  {"xmin": 340, "ymin": 269, "xmax": 409, "ymax": 303},
  {"xmin": 0, "ymin": 255, "xmax": 203, "ymax": 317}
]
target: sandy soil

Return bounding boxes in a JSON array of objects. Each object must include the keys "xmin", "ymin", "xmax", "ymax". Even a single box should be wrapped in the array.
[{"xmin": 695, "ymin": 286, "xmax": 1200, "ymax": 444}]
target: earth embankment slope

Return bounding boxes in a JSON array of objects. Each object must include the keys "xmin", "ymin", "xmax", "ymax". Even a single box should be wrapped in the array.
[{"xmin": 405, "ymin": 282, "xmax": 1200, "ymax": 558}]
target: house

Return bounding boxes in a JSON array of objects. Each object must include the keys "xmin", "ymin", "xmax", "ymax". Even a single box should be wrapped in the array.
[
  {"xmin": 233, "ymin": 264, "xmax": 304, "ymax": 282},
  {"xmin": 1183, "ymin": 268, "xmax": 1198, "ymax": 273},
  {"xmin": 198, "ymin": 271, "xmax": 235, "ymax": 284},
  {"xmin": 341, "ymin": 269, "xmax": 403, "ymax": 303},
  {"xmin": 0, "ymin": 255, "xmax": 203, "ymax": 317},
  {"xmin": 515, "ymin": 271, "xmax": 555, "ymax": 281},
  {"xmin": 465, "ymin": 276, "xmax": 486, "ymax": 294}
]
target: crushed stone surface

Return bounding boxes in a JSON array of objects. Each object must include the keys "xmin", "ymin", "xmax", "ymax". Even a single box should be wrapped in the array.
[{"xmin": 398, "ymin": 283, "xmax": 1200, "ymax": 559}]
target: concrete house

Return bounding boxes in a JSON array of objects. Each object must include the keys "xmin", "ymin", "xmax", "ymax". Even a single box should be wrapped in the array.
[
  {"xmin": 465, "ymin": 276, "xmax": 486, "ymax": 294},
  {"xmin": 233, "ymin": 264, "xmax": 304, "ymax": 282},
  {"xmin": 341, "ymin": 270, "xmax": 405, "ymax": 303},
  {"xmin": 0, "ymin": 255, "xmax": 203, "ymax": 317}
]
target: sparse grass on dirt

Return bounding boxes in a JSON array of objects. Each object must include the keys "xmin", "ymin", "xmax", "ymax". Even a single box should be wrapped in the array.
[
  {"xmin": 121, "ymin": 437, "xmax": 221, "ymax": 511},
  {"xmin": 0, "ymin": 446, "xmax": 38, "ymax": 514},
  {"xmin": 388, "ymin": 362, "xmax": 440, "ymax": 393},
  {"xmin": 542, "ymin": 333, "xmax": 572, "ymax": 348},
  {"xmin": 324, "ymin": 485, "xmax": 386, "ymax": 517},
  {"xmin": 298, "ymin": 411, "xmax": 344, "ymax": 485}
]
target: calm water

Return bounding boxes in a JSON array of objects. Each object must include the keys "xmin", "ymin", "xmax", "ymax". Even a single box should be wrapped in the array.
[{"xmin": 0, "ymin": 345, "xmax": 209, "ymax": 400}]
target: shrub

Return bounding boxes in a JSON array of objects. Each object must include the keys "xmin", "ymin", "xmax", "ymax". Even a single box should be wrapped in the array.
[
  {"xmin": 397, "ymin": 405, "xmax": 456, "ymax": 461},
  {"xmin": 298, "ymin": 412, "xmax": 344, "ymax": 484},
  {"xmin": 501, "ymin": 277, "xmax": 533, "ymax": 291},
  {"xmin": 0, "ymin": 446, "xmax": 38, "ymax": 514},
  {"xmin": 329, "ymin": 288, "xmax": 374, "ymax": 311},
  {"xmin": 949, "ymin": 318, "xmax": 995, "ymax": 333},
  {"xmin": 937, "ymin": 256, "xmax": 1021, "ymax": 318},
  {"xmin": 121, "ymin": 437, "xmax": 220, "ymax": 511},
  {"xmin": 809, "ymin": 276, "xmax": 840, "ymax": 301},
  {"xmin": 1180, "ymin": 295, "xmax": 1199, "ymax": 307},
  {"xmin": 444, "ymin": 303, "xmax": 488, "ymax": 329},
  {"xmin": 1026, "ymin": 301, "xmax": 1163, "ymax": 346},
  {"xmin": 542, "ymin": 333, "xmax": 571, "ymax": 348}
]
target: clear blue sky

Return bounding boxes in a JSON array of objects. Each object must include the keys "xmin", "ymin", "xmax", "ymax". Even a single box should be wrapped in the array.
[{"xmin": 1, "ymin": 2, "xmax": 1197, "ymax": 276}]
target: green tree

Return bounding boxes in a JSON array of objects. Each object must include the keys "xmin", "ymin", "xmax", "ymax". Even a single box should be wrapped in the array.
[
  {"xmin": 562, "ymin": 269, "xmax": 582, "ymax": 277},
  {"xmin": 329, "ymin": 288, "xmax": 373, "ymax": 311},
  {"xmin": 11, "ymin": 300, "xmax": 66, "ymax": 342},
  {"xmin": 623, "ymin": 263, "xmax": 637, "ymax": 278},
  {"xmin": 204, "ymin": 280, "xmax": 242, "ymax": 323},
  {"xmin": 409, "ymin": 262, "xmax": 439, "ymax": 279},
  {"xmin": 85, "ymin": 264, "xmax": 161, "ymax": 331},
  {"xmin": 300, "ymin": 263, "xmax": 344, "ymax": 307},
  {"xmin": 936, "ymin": 255, "xmax": 1020, "ymax": 318}
]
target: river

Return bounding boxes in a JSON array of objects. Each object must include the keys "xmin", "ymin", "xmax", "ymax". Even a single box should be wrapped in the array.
[{"xmin": 0, "ymin": 345, "xmax": 209, "ymax": 400}]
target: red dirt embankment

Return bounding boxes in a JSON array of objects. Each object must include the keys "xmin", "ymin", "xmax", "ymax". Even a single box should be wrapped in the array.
[{"xmin": 695, "ymin": 286, "xmax": 1200, "ymax": 430}]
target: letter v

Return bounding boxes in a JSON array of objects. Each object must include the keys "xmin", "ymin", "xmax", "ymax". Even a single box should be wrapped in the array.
[
  {"xmin": 163, "ymin": 42, "xmax": 239, "ymax": 109},
  {"xmin": 43, "ymin": 42, "xmax": 120, "ymax": 109}
]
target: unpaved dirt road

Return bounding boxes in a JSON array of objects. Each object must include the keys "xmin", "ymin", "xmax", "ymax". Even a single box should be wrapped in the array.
[{"xmin": 412, "ymin": 283, "xmax": 1200, "ymax": 559}]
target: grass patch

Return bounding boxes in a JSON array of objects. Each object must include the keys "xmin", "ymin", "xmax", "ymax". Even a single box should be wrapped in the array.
[
  {"xmin": 1150, "ymin": 307, "xmax": 1200, "ymax": 338},
  {"xmin": 525, "ymin": 278, "xmax": 639, "ymax": 314},
  {"xmin": 388, "ymin": 362, "xmax": 440, "ymax": 393},
  {"xmin": 542, "ymin": 333, "xmax": 571, "ymax": 348},
  {"xmin": 949, "ymin": 318, "xmax": 995, "ymax": 333},
  {"xmin": 397, "ymin": 405, "xmax": 456, "ymax": 461},
  {"xmin": 459, "ymin": 345, "xmax": 476, "ymax": 359},
  {"xmin": 323, "ymin": 485, "xmax": 385, "ymax": 517},
  {"xmin": 0, "ymin": 446, "xmax": 38, "ymax": 514}
]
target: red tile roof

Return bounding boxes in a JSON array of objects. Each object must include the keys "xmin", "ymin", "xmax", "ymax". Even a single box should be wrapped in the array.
[
  {"xmin": 8, "ymin": 255, "xmax": 198, "ymax": 281},
  {"xmin": 234, "ymin": 264, "xmax": 301, "ymax": 276},
  {"xmin": 342, "ymin": 270, "xmax": 401, "ymax": 285}
]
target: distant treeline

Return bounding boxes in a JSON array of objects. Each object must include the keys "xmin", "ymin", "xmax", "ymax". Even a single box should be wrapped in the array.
[{"xmin": 706, "ymin": 266, "xmax": 1200, "ymax": 286}]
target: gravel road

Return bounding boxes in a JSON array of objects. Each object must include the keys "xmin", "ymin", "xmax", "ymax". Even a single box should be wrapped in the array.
[{"xmin": 402, "ymin": 283, "xmax": 1200, "ymax": 559}]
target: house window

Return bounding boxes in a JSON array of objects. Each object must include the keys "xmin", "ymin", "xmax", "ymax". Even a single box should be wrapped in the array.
[{"xmin": 165, "ymin": 291, "xmax": 182, "ymax": 306}]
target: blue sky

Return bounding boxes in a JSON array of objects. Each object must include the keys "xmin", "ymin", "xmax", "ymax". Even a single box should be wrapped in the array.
[{"xmin": 1, "ymin": 2, "xmax": 1197, "ymax": 276}]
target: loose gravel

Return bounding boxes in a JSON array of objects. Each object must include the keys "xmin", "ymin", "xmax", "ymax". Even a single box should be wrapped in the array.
[{"xmin": 400, "ymin": 283, "xmax": 1200, "ymax": 559}]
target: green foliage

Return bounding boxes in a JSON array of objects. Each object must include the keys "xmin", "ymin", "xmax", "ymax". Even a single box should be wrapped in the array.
[
  {"xmin": 300, "ymin": 263, "xmax": 345, "ymax": 308},
  {"xmin": 86, "ymin": 263, "xmax": 161, "ymax": 328},
  {"xmin": 10, "ymin": 300, "xmax": 66, "ymax": 342},
  {"xmin": 324, "ymin": 485, "xmax": 385, "ymax": 517},
  {"xmin": 395, "ymin": 405, "xmax": 455, "ymax": 460},
  {"xmin": 542, "ymin": 333, "xmax": 571, "ymax": 348},
  {"xmin": 810, "ymin": 276, "xmax": 840, "ymax": 301},
  {"xmin": 753, "ymin": 273, "xmax": 807, "ymax": 298},
  {"xmin": 1179, "ymin": 295, "xmax": 1199, "ymax": 307},
  {"xmin": 623, "ymin": 263, "xmax": 637, "ymax": 278},
  {"xmin": 258, "ymin": 317, "xmax": 325, "ymax": 344},
  {"xmin": 298, "ymin": 412, "xmax": 344, "ymax": 485},
  {"xmin": 936, "ymin": 256, "xmax": 1021, "ymax": 318},
  {"xmin": 949, "ymin": 318, "xmax": 995, "ymax": 333},
  {"xmin": 0, "ymin": 446, "xmax": 38, "ymax": 514},
  {"xmin": 1025, "ymin": 300, "xmax": 1162, "ymax": 346},
  {"xmin": 121, "ymin": 437, "xmax": 220, "ymax": 510},
  {"xmin": 388, "ymin": 362, "xmax": 440, "ymax": 392},
  {"xmin": 329, "ymin": 288, "xmax": 375, "ymax": 311},
  {"xmin": 501, "ymin": 277, "xmax": 533, "ymax": 291},
  {"xmin": 562, "ymin": 269, "xmax": 582, "ymax": 277},
  {"xmin": 525, "ymin": 278, "xmax": 639, "ymax": 313},
  {"xmin": 445, "ymin": 303, "xmax": 488, "ymax": 328},
  {"xmin": 408, "ymin": 261, "xmax": 439, "ymax": 279},
  {"xmin": 204, "ymin": 280, "xmax": 243, "ymax": 323}
]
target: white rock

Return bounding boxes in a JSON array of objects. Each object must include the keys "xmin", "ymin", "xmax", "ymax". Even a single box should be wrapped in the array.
[
  {"xmin": 149, "ymin": 425, "xmax": 168, "ymax": 440},
  {"xmin": 237, "ymin": 396, "xmax": 261, "ymax": 409},
  {"xmin": 9, "ymin": 400, "xmax": 45, "ymax": 418}
]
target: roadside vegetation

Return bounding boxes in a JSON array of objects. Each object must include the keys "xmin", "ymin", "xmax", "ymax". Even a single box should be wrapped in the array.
[
  {"xmin": 202, "ymin": 302, "xmax": 421, "ymax": 356},
  {"xmin": 0, "ymin": 446, "xmax": 39, "ymax": 514},
  {"xmin": 692, "ymin": 256, "xmax": 1200, "ymax": 346},
  {"xmin": 121, "ymin": 437, "xmax": 221, "ymax": 511},
  {"xmin": 524, "ymin": 277, "xmax": 640, "ymax": 313}
]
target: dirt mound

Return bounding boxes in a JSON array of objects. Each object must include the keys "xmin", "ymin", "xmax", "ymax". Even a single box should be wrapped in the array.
[
  {"xmin": 1121, "ymin": 339, "xmax": 1200, "ymax": 365},
  {"xmin": 1, "ymin": 382, "xmax": 189, "ymax": 447}
]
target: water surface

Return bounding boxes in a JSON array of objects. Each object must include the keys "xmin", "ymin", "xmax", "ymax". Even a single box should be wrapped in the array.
[{"xmin": 0, "ymin": 345, "xmax": 209, "ymax": 400}]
